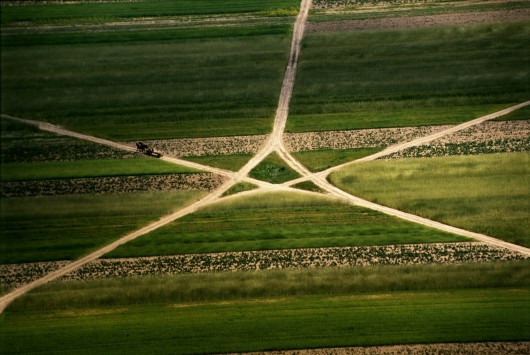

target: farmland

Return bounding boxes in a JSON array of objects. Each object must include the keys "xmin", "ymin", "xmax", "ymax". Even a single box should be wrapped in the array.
[{"xmin": 1, "ymin": 0, "xmax": 529, "ymax": 353}]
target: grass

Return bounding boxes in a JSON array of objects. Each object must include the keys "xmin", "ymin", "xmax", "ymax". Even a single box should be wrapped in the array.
[
  {"xmin": 221, "ymin": 182, "xmax": 259, "ymax": 197},
  {"xmin": 291, "ymin": 180, "xmax": 325, "ymax": 193},
  {"xmin": 292, "ymin": 147, "xmax": 381, "ymax": 172},
  {"xmin": 1, "ymin": 0, "xmax": 299, "ymax": 26},
  {"xmin": 288, "ymin": 22, "xmax": 530, "ymax": 132},
  {"xmin": 0, "ymin": 190, "xmax": 206, "ymax": 264},
  {"xmin": 329, "ymin": 153, "xmax": 530, "ymax": 247},
  {"xmin": 249, "ymin": 151, "xmax": 301, "ymax": 184},
  {"xmin": 495, "ymin": 105, "xmax": 530, "ymax": 121},
  {"xmin": 106, "ymin": 191, "xmax": 468, "ymax": 258},
  {"xmin": 1, "ymin": 158, "xmax": 200, "ymax": 181},
  {"xmin": 4, "ymin": 261, "xmax": 529, "ymax": 353},
  {"xmin": 1, "ymin": 31, "xmax": 290, "ymax": 140},
  {"xmin": 182, "ymin": 154, "xmax": 253, "ymax": 172}
]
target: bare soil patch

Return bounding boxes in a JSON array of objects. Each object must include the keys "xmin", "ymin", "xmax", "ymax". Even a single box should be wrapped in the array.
[
  {"xmin": 307, "ymin": 9, "xmax": 530, "ymax": 32},
  {"xmin": 54, "ymin": 243, "xmax": 528, "ymax": 282},
  {"xmin": 386, "ymin": 120, "xmax": 530, "ymax": 159},
  {"xmin": 132, "ymin": 135, "xmax": 268, "ymax": 158},
  {"xmin": 0, "ymin": 261, "xmax": 70, "ymax": 292},
  {"xmin": 284, "ymin": 126, "xmax": 451, "ymax": 152},
  {"xmin": 237, "ymin": 342, "xmax": 530, "ymax": 355},
  {"xmin": 0, "ymin": 173, "xmax": 225, "ymax": 197}
]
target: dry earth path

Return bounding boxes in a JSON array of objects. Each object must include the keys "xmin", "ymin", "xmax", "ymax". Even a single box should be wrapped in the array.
[{"xmin": 1, "ymin": 0, "xmax": 529, "ymax": 313}]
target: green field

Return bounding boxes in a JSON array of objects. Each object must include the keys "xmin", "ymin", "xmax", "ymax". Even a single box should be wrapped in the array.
[
  {"xmin": 1, "ymin": 0, "xmax": 298, "ymax": 25},
  {"xmin": 1, "ymin": 158, "xmax": 200, "ymax": 181},
  {"xmin": 249, "ymin": 152, "xmax": 301, "ymax": 183},
  {"xmin": 0, "ymin": 191, "xmax": 206, "ymax": 264},
  {"xmin": 292, "ymin": 147, "xmax": 381, "ymax": 172},
  {"xmin": 2, "ymin": 262, "xmax": 529, "ymax": 354},
  {"xmin": 288, "ymin": 22, "xmax": 530, "ymax": 132},
  {"xmin": 106, "ymin": 192, "xmax": 467, "ymax": 258},
  {"xmin": 222, "ymin": 181, "xmax": 258, "ymax": 197},
  {"xmin": 329, "ymin": 153, "xmax": 530, "ymax": 247},
  {"xmin": 495, "ymin": 105, "xmax": 530, "ymax": 121},
  {"xmin": 183, "ymin": 154, "xmax": 253, "ymax": 172},
  {"xmin": 1, "ymin": 29, "xmax": 292, "ymax": 140}
]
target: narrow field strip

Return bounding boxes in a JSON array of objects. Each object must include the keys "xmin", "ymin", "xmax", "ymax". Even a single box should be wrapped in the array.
[{"xmin": 47, "ymin": 243, "xmax": 528, "ymax": 283}]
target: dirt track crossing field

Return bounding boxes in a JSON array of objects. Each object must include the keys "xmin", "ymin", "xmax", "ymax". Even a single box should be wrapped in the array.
[{"xmin": 1, "ymin": 0, "xmax": 529, "ymax": 317}]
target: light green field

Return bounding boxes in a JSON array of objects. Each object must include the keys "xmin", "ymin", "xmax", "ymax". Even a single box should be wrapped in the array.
[
  {"xmin": 288, "ymin": 22, "xmax": 530, "ymax": 132},
  {"xmin": 0, "ymin": 191, "xmax": 206, "ymax": 264},
  {"xmin": 105, "ymin": 192, "xmax": 467, "ymax": 258},
  {"xmin": 2, "ymin": 262, "xmax": 529, "ymax": 354},
  {"xmin": 329, "ymin": 153, "xmax": 530, "ymax": 247},
  {"xmin": 221, "ymin": 181, "xmax": 259, "ymax": 197}
]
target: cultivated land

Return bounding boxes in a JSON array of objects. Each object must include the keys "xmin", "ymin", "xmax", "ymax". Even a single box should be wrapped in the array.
[{"xmin": 1, "ymin": 0, "xmax": 529, "ymax": 353}]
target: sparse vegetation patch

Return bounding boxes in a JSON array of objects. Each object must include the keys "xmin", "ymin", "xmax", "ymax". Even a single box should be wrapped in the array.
[{"xmin": 249, "ymin": 151, "xmax": 301, "ymax": 183}]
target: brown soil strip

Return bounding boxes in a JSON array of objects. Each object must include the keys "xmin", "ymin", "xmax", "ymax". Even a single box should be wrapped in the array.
[
  {"xmin": 53, "ymin": 243, "xmax": 528, "ymax": 282},
  {"xmin": 235, "ymin": 342, "xmax": 530, "ymax": 355},
  {"xmin": 284, "ymin": 126, "xmax": 451, "ymax": 152},
  {"xmin": 307, "ymin": 9, "xmax": 530, "ymax": 32},
  {"xmin": 134, "ymin": 135, "xmax": 268, "ymax": 158},
  {"xmin": 385, "ymin": 120, "xmax": 530, "ymax": 159},
  {"xmin": 0, "ymin": 261, "xmax": 70, "ymax": 292}
]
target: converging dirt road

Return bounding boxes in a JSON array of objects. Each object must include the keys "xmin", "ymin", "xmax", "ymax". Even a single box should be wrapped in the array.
[{"xmin": 1, "ymin": 0, "xmax": 529, "ymax": 313}]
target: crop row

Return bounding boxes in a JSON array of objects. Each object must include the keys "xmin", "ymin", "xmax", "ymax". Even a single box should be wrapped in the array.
[
  {"xmin": 0, "ymin": 260, "xmax": 69, "ymax": 292},
  {"xmin": 284, "ymin": 125, "xmax": 449, "ymax": 152},
  {"xmin": 56, "ymin": 243, "xmax": 528, "ymax": 282},
  {"xmin": 1, "ymin": 173, "xmax": 224, "ymax": 197},
  {"xmin": 385, "ymin": 138, "xmax": 530, "ymax": 159},
  {"xmin": 136, "ymin": 134, "xmax": 268, "ymax": 158}
]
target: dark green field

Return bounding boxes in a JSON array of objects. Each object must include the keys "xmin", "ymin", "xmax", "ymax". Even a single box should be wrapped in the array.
[
  {"xmin": 0, "ymin": 191, "xmax": 205, "ymax": 264},
  {"xmin": 330, "ymin": 153, "xmax": 530, "ymax": 247},
  {"xmin": 1, "ymin": 158, "xmax": 200, "ymax": 181},
  {"xmin": 183, "ymin": 154, "xmax": 253, "ymax": 172},
  {"xmin": 106, "ymin": 192, "xmax": 467, "ymax": 258},
  {"xmin": 249, "ymin": 152, "xmax": 301, "ymax": 183},
  {"xmin": 292, "ymin": 147, "xmax": 381, "ymax": 172},
  {"xmin": 1, "ymin": 0, "xmax": 298, "ymax": 25},
  {"xmin": 288, "ymin": 22, "xmax": 530, "ymax": 132},
  {"xmin": 0, "ymin": 0, "xmax": 297, "ymax": 140}
]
